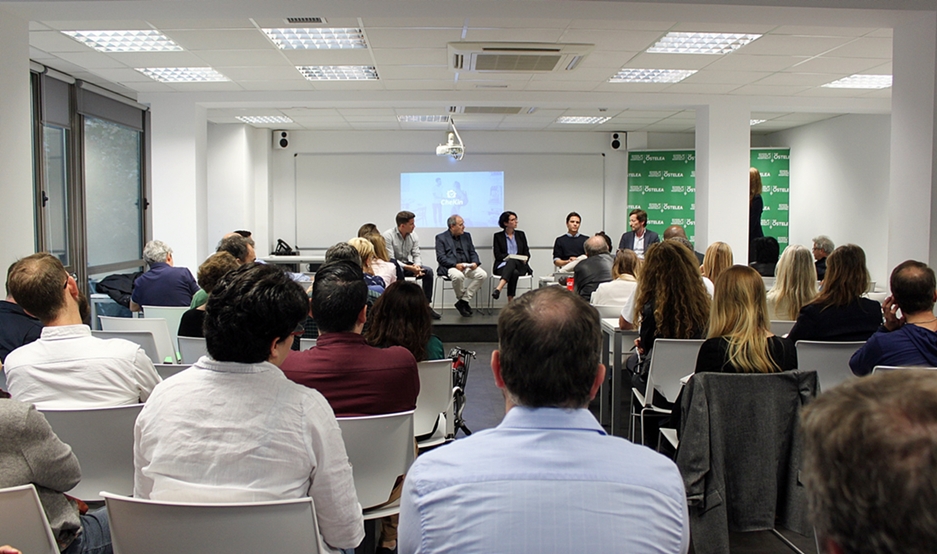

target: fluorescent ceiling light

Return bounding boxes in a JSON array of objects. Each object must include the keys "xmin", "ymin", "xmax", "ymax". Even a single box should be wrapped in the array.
[
  {"xmin": 135, "ymin": 67, "xmax": 229, "ymax": 83},
  {"xmin": 556, "ymin": 116, "xmax": 612, "ymax": 125},
  {"xmin": 262, "ymin": 28, "xmax": 367, "ymax": 49},
  {"xmin": 750, "ymin": 119, "xmax": 767, "ymax": 126},
  {"xmin": 63, "ymin": 30, "xmax": 182, "ymax": 52},
  {"xmin": 609, "ymin": 68, "xmax": 697, "ymax": 83},
  {"xmin": 236, "ymin": 116, "xmax": 294, "ymax": 124},
  {"xmin": 647, "ymin": 32, "xmax": 762, "ymax": 55},
  {"xmin": 397, "ymin": 115, "xmax": 450, "ymax": 123},
  {"xmin": 822, "ymin": 74, "xmax": 892, "ymax": 89},
  {"xmin": 297, "ymin": 65, "xmax": 379, "ymax": 80}
]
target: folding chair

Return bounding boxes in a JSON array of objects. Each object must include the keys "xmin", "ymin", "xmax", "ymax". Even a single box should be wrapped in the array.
[
  {"xmin": 177, "ymin": 335, "xmax": 208, "ymax": 364},
  {"xmin": 795, "ymin": 340, "xmax": 865, "ymax": 392},
  {"xmin": 141, "ymin": 305, "xmax": 188, "ymax": 361},
  {"xmin": 415, "ymin": 359, "xmax": 453, "ymax": 450},
  {"xmin": 631, "ymin": 339, "xmax": 705, "ymax": 445},
  {"xmin": 92, "ymin": 329, "xmax": 161, "ymax": 365},
  {"xmin": 99, "ymin": 316, "xmax": 178, "ymax": 364},
  {"xmin": 0, "ymin": 484, "xmax": 59, "ymax": 554}
]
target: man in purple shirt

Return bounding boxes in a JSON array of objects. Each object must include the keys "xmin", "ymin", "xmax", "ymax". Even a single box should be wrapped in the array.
[{"xmin": 130, "ymin": 240, "xmax": 199, "ymax": 312}]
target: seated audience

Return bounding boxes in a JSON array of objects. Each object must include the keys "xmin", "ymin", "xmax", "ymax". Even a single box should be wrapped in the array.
[
  {"xmin": 663, "ymin": 225, "xmax": 704, "ymax": 264},
  {"xmin": 129, "ymin": 240, "xmax": 199, "ymax": 312},
  {"xmin": 552, "ymin": 211, "xmax": 588, "ymax": 269},
  {"xmin": 0, "ymin": 260, "xmax": 42, "ymax": 363},
  {"xmin": 701, "ymin": 241, "xmax": 733, "ymax": 293},
  {"xmin": 749, "ymin": 236, "xmax": 780, "ymax": 277},
  {"xmin": 364, "ymin": 280, "xmax": 445, "ymax": 361},
  {"xmin": 766, "ymin": 244, "xmax": 817, "ymax": 321},
  {"xmin": 435, "ymin": 215, "xmax": 487, "ymax": 317},
  {"xmin": 399, "ymin": 286, "xmax": 689, "ymax": 554},
  {"xmin": 358, "ymin": 225, "xmax": 400, "ymax": 287},
  {"xmin": 0, "ymin": 389, "xmax": 113, "ymax": 554},
  {"xmin": 177, "ymin": 251, "xmax": 239, "ymax": 338},
  {"xmin": 812, "ymin": 235, "xmax": 834, "ymax": 280},
  {"xmin": 133, "ymin": 263, "xmax": 364, "ymax": 553},
  {"xmin": 849, "ymin": 260, "xmax": 937, "ymax": 375},
  {"xmin": 590, "ymin": 248, "xmax": 640, "ymax": 307},
  {"xmin": 5, "ymin": 253, "xmax": 160, "ymax": 408},
  {"xmin": 801, "ymin": 369, "xmax": 937, "ymax": 554},
  {"xmin": 491, "ymin": 211, "xmax": 532, "ymax": 301},
  {"xmin": 349, "ymin": 237, "xmax": 387, "ymax": 293},
  {"xmin": 787, "ymin": 244, "xmax": 882, "ymax": 343},
  {"xmin": 695, "ymin": 266, "xmax": 797, "ymax": 374},
  {"xmin": 572, "ymin": 234, "xmax": 613, "ymax": 302},
  {"xmin": 190, "ymin": 233, "xmax": 257, "ymax": 309}
]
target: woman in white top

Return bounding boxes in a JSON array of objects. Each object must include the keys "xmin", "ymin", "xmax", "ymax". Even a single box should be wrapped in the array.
[
  {"xmin": 766, "ymin": 244, "xmax": 817, "ymax": 321},
  {"xmin": 591, "ymin": 248, "xmax": 641, "ymax": 307}
]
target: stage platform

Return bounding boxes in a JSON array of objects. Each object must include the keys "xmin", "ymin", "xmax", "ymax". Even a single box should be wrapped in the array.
[{"xmin": 432, "ymin": 307, "xmax": 500, "ymax": 343}]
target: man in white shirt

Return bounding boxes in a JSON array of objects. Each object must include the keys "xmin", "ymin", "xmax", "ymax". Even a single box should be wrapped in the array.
[
  {"xmin": 4, "ymin": 253, "xmax": 160, "ymax": 408},
  {"xmin": 133, "ymin": 263, "xmax": 364, "ymax": 554},
  {"xmin": 383, "ymin": 210, "xmax": 441, "ymax": 319}
]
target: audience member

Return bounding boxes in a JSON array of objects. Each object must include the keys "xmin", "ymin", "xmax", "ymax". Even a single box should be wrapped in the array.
[
  {"xmin": 591, "ymin": 248, "xmax": 640, "ymax": 307},
  {"xmin": 664, "ymin": 224, "xmax": 704, "ymax": 264},
  {"xmin": 382, "ymin": 211, "xmax": 440, "ymax": 318},
  {"xmin": 0, "ymin": 260, "xmax": 42, "ymax": 363},
  {"xmin": 618, "ymin": 208, "xmax": 660, "ymax": 259},
  {"xmin": 5, "ymin": 253, "xmax": 160, "ymax": 408},
  {"xmin": 695, "ymin": 266, "xmax": 797, "ymax": 374},
  {"xmin": 491, "ymin": 211, "xmax": 532, "ymax": 301},
  {"xmin": 129, "ymin": 240, "xmax": 199, "ymax": 312},
  {"xmin": 435, "ymin": 215, "xmax": 487, "ymax": 317},
  {"xmin": 766, "ymin": 244, "xmax": 817, "ymax": 321},
  {"xmin": 0, "ymin": 390, "xmax": 113, "ymax": 554},
  {"xmin": 133, "ymin": 263, "xmax": 364, "ymax": 552},
  {"xmin": 349, "ymin": 237, "xmax": 387, "ymax": 293},
  {"xmin": 177, "ymin": 251, "xmax": 239, "ymax": 338},
  {"xmin": 572, "ymin": 235, "xmax": 613, "ymax": 302},
  {"xmin": 364, "ymin": 280, "xmax": 445, "ymax": 361},
  {"xmin": 801, "ymin": 369, "xmax": 937, "ymax": 554},
  {"xmin": 701, "ymin": 241, "xmax": 733, "ymax": 292},
  {"xmin": 552, "ymin": 212, "xmax": 587, "ymax": 269},
  {"xmin": 399, "ymin": 286, "xmax": 689, "ymax": 553},
  {"xmin": 787, "ymin": 244, "xmax": 882, "ymax": 343},
  {"xmin": 188, "ymin": 233, "xmax": 258, "ymax": 309},
  {"xmin": 812, "ymin": 235, "xmax": 834, "ymax": 280},
  {"xmin": 358, "ymin": 227, "xmax": 399, "ymax": 288},
  {"xmin": 849, "ymin": 260, "xmax": 937, "ymax": 375},
  {"xmin": 749, "ymin": 236, "xmax": 780, "ymax": 277}
]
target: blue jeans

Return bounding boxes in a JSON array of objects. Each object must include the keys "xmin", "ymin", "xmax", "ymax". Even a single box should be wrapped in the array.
[{"xmin": 62, "ymin": 508, "xmax": 112, "ymax": 554}]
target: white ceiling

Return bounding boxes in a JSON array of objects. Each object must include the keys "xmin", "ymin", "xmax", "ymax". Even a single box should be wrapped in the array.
[{"xmin": 6, "ymin": 0, "xmax": 904, "ymax": 134}]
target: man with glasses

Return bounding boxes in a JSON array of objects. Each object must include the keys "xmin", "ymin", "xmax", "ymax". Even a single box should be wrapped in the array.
[
  {"xmin": 4, "ymin": 253, "xmax": 160, "ymax": 408},
  {"xmin": 812, "ymin": 235, "xmax": 834, "ymax": 280}
]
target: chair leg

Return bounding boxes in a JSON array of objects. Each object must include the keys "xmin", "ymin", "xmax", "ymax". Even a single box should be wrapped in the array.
[{"xmin": 769, "ymin": 528, "xmax": 809, "ymax": 554}]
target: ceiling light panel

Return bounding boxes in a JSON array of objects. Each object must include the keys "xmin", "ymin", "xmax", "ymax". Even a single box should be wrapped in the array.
[
  {"xmin": 63, "ymin": 30, "xmax": 183, "ymax": 52},
  {"xmin": 397, "ymin": 115, "xmax": 450, "ymax": 123},
  {"xmin": 236, "ymin": 116, "xmax": 294, "ymax": 124},
  {"xmin": 647, "ymin": 32, "xmax": 762, "ymax": 55},
  {"xmin": 297, "ymin": 65, "xmax": 379, "ymax": 80},
  {"xmin": 135, "ymin": 67, "xmax": 229, "ymax": 82},
  {"xmin": 821, "ymin": 74, "xmax": 892, "ymax": 89},
  {"xmin": 556, "ymin": 116, "xmax": 612, "ymax": 124},
  {"xmin": 263, "ymin": 28, "xmax": 367, "ymax": 49},
  {"xmin": 750, "ymin": 119, "xmax": 766, "ymax": 126},
  {"xmin": 609, "ymin": 69, "xmax": 697, "ymax": 83}
]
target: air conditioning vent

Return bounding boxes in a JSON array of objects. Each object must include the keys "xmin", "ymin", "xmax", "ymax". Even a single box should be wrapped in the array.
[
  {"xmin": 450, "ymin": 106, "xmax": 525, "ymax": 114},
  {"xmin": 448, "ymin": 42, "xmax": 594, "ymax": 73},
  {"xmin": 286, "ymin": 17, "xmax": 325, "ymax": 24}
]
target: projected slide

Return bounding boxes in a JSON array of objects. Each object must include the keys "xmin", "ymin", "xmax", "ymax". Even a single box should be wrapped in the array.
[{"xmin": 401, "ymin": 171, "xmax": 504, "ymax": 228}]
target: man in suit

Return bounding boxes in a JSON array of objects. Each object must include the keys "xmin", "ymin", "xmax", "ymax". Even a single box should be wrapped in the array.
[
  {"xmin": 573, "ymin": 235, "xmax": 614, "ymax": 302},
  {"xmin": 436, "ymin": 214, "xmax": 488, "ymax": 317},
  {"xmin": 618, "ymin": 209, "xmax": 660, "ymax": 259},
  {"xmin": 812, "ymin": 235, "xmax": 833, "ymax": 280}
]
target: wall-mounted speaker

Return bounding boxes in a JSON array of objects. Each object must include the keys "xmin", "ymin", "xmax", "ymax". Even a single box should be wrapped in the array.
[
  {"xmin": 273, "ymin": 130, "xmax": 289, "ymax": 150},
  {"xmin": 610, "ymin": 132, "xmax": 625, "ymax": 150}
]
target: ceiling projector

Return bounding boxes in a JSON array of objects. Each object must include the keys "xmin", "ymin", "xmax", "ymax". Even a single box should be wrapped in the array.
[{"xmin": 436, "ymin": 121, "xmax": 465, "ymax": 161}]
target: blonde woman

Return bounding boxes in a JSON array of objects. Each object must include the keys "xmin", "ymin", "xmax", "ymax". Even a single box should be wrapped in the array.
[
  {"xmin": 362, "ymin": 232, "xmax": 398, "ymax": 288},
  {"xmin": 591, "ymin": 248, "xmax": 641, "ymax": 307},
  {"xmin": 348, "ymin": 237, "xmax": 386, "ymax": 292},
  {"xmin": 701, "ymin": 241, "xmax": 733, "ymax": 292},
  {"xmin": 695, "ymin": 265, "xmax": 797, "ymax": 374},
  {"xmin": 766, "ymin": 245, "xmax": 817, "ymax": 321}
]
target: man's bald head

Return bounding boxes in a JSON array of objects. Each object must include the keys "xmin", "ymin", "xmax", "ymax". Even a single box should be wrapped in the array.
[
  {"xmin": 890, "ymin": 260, "xmax": 937, "ymax": 315},
  {"xmin": 584, "ymin": 235, "xmax": 609, "ymax": 257},
  {"xmin": 663, "ymin": 225, "xmax": 688, "ymax": 240}
]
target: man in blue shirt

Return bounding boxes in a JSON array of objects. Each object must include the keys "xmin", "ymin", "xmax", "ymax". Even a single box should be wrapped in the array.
[
  {"xmin": 399, "ymin": 286, "xmax": 689, "ymax": 554},
  {"xmin": 130, "ymin": 240, "xmax": 200, "ymax": 312}
]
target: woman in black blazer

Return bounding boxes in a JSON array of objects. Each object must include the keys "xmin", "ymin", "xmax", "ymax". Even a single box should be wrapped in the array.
[{"xmin": 492, "ymin": 211, "xmax": 532, "ymax": 301}]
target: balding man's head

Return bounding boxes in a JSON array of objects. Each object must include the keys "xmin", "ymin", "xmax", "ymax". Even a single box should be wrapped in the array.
[
  {"xmin": 584, "ymin": 235, "xmax": 610, "ymax": 257},
  {"xmin": 663, "ymin": 225, "xmax": 688, "ymax": 241},
  {"xmin": 890, "ymin": 260, "xmax": 937, "ymax": 315}
]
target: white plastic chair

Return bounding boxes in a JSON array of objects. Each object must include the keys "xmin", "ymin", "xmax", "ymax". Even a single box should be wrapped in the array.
[
  {"xmin": 299, "ymin": 338, "xmax": 317, "ymax": 351},
  {"xmin": 336, "ymin": 410, "xmax": 414, "ymax": 518},
  {"xmin": 631, "ymin": 339, "xmax": 705, "ymax": 445},
  {"xmin": 99, "ymin": 315, "xmax": 178, "ymax": 364},
  {"xmin": 39, "ymin": 404, "xmax": 143, "ymax": 501},
  {"xmin": 142, "ymin": 305, "xmax": 188, "ymax": 361},
  {"xmin": 154, "ymin": 363, "xmax": 191, "ymax": 380},
  {"xmin": 795, "ymin": 340, "xmax": 866, "ymax": 393},
  {"xmin": 178, "ymin": 336, "xmax": 209, "ymax": 364},
  {"xmin": 769, "ymin": 320, "xmax": 796, "ymax": 337},
  {"xmin": 415, "ymin": 359, "xmax": 453, "ymax": 449},
  {"xmin": 102, "ymin": 493, "xmax": 321, "ymax": 554},
  {"xmin": 92, "ymin": 329, "xmax": 161, "ymax": 364},
  {"xmin": 593, "ymin": 304, "xmax": 626, "ymax": 319},
  {"xmin": 0, "ymin": 484, "xmax": 59, "ymax": 554},
  {"xmin": 487, "ymin": 273, "xmax": 533, "ymax": 308},
  {"xmin": 872, "ymin": 365, "xmax": 937, "ymax": 373}
]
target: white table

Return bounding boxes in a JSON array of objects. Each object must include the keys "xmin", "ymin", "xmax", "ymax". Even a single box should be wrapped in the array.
[{"xmin": 600, "ymin": 318, "xmax": 637, "ymax": 438}]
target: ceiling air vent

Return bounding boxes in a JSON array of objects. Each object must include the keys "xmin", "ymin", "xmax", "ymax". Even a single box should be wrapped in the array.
[
  {"xmin": 286, "ymin": 17, "xmax": 325, "ymax": 24},
  {"xmin": 450, "ymin": 106, "xmax": 525, "ymax": 115},
  {"xmin": 449, "ymin": 42, "xmax": 593, "ymax": 73}
]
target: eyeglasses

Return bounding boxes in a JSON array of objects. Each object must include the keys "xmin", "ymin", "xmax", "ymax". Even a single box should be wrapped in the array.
[{"xmin": 63, "ymin": 273, "xmax": 77, "ymax": 289}]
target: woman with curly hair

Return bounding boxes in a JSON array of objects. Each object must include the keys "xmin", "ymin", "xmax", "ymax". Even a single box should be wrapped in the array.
[
  {"xmin": 363, "ymin": 280, "xmax": 444, "ymax": 361},
  {"xmin": 178, "ymin": 251, "xmax": 240, "ymax": 338},
  {"xmin": 766, "ymin": 244, "xmax": 817, "ymax": 321}
]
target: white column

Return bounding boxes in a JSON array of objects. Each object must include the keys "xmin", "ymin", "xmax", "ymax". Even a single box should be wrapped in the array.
[
  {"xmin": 0, "ymin": 10, "xmax": 35, "ymax": 274},
  {"xmin": 207, "ymin": 123, "xmax": 251, "ymax": 254},
  {"xmin": 139, "ymin": 94, "xmax": 207, "ymax": 271},
  {"xmin": 695, "ymin": 99, "xmax": 751, "ymax": 260}
]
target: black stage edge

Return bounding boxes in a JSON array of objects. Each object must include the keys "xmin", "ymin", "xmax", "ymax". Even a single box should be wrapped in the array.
[{"xmin": 432, "ymin": 307, "xmax": 500, "ymax": 343}]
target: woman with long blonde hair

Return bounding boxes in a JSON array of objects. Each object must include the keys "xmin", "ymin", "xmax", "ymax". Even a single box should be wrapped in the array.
[
  {"xmin": 767, "ymin": 244, "xmax": 817, "ymax": 320},
  {"xmin": 696, "ymin": 265, "xmax": 797, "ymax": 374},
  {"xmin": 348, "ymin": 237, "xmax": 386, "ymax": 292},
  {"xmin": 702, "ymin": 241, "xmax": 733, "ymax": 288}
]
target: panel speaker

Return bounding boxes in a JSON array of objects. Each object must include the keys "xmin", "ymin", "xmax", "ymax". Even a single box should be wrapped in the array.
[{"xmin": 273, "ymin": 130, "xmax": 289, "ymax": 150}]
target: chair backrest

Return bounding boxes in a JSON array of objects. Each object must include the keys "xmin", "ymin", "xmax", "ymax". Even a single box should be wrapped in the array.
[
  {"xmin": 873, "ymin": 365, "xmax": 937, "ymax": 373},
  {"xmin": 795, "ymin": 340, "xmax": 865, "ymax": 393},
  {"xmin": 299, "ymin": 338, "xmax": 317, "ymax": 351},
  {"xmin": 154, "ymin": 363, "xmax": 191, "ymax": 380},
  {"xmin": 0, "ymin": 485, "xmax": 59, "ymax": 554},
  {"xmin": 177, "ymin": 336, "xmax": 209, "ymax": 364},
  {"xmin": 646, "ymin": 339, "xmax": 706, "ymax": 404},
  {"xmin": 99, "ymin": 316, "xmax": 177, "ymax": 364},
  {"xmin": 40, "ymin": 404, "xmax": 144, "ymax": 501},
  {"xmin": 593, "ymin": 305, "xmax": 625, "ymax": 319},
  {"xmin": 142, "ymin": 306, "xmax": 189, "ymax": 360},
  {"xmin": 102, "ymin": 493, "xmax": 320, "ymax": 554},
  {"xmin": 91, "ymin": 329, "xmax": 161, "ymax": 364},
  {"xmin": 769, "ymin": 320, "xmax": 795, "ymax": 337},
  {"xmin": 761, "ymin": 276, "xmax": 776, "ymax": 289},
  {"xmin": 415, "ymin": 360, "xmax": 453, "ymax": 438},
  {"xmin": 336, "ymin": 411, "xmax": 414, "ymax": 510}
]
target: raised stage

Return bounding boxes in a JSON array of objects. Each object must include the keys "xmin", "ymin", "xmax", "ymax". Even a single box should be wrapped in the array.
[{"xmin": 432, "ymin": 307, "xmax": 500, "ymax": 343}]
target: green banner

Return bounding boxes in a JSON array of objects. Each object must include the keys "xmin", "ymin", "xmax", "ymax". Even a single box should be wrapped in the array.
[{"xmin": 751, "ymin": 148, "xmax": 791, "ymax": 252}]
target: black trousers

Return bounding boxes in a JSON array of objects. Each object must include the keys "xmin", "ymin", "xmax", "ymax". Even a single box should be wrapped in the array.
[
  {"xmin": 493, "ymin": 259, "xmax": 530, "ymax": 297},
  {"xmin": 405, "ymin": 265, "xmax": 434, "ymax": 302}
]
